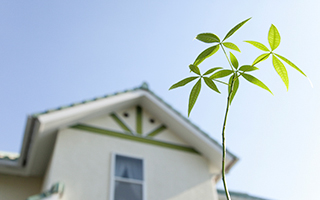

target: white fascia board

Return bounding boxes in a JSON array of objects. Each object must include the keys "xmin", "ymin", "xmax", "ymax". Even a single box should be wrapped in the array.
[
  {"xmin": 139, "ymin": 90, "xmax": 237, "ymax": 172},
  {"xmin": 0, "ymin": 163, "xmax": 28, "ymax": 176},
  {"xmin": 0, "ymin": 117, "xmax": 37, "ymax": 176},
  {"xmin": 37, "ymin": 91, "xmax": 144, "ymax": 132},
  {"xmin": 0, "ymin": 160, "xmax": 19, "ymax": 167}
]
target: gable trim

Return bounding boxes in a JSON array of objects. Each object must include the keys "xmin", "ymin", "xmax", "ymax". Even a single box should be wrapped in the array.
[
  {"xmin": 136, "ymin": 106, "xmax": 143, "ymax": 135},
  {"xmin": 110, "ymin": 113, "xmax": 133, "ymax": 134},
  {"xmin": 146, "ymin": 125, "xmax": 166, "ymax": 137},
  {"xmin": 71, "ymin": 124, "xmax": 199, "ymax": 154}
]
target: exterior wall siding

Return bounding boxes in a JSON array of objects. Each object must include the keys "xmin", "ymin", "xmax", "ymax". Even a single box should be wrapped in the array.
[
  {"xmin": 43, "ymin": 128, "xmax": 218, "ymax": 200},
  {"xmin": 0, "ymin": 174, "xmax": 43, "ymax": 200}
]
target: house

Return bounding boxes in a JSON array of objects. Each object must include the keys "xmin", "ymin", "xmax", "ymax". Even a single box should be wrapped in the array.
[{"xmin": 0, "ymin": 83, "xmax": 269, "ymax": 200}]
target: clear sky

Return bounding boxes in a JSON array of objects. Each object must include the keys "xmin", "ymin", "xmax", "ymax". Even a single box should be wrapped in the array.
[{"xmin": 1, "ymin": 1, "xmax": 319, "ymax": 199}]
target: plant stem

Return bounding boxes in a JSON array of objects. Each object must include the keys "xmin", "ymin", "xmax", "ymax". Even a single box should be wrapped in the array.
[
  {"xmin": 220, "ymin": 44, "xmax": 234, "ymax": 71},
  {"xmin": 221, "ymin": 75, "xmax": 235, "ymax": 200},
  {"xmin": 214, "ymin": 79, "xmax": 229, "ymax": 85}
]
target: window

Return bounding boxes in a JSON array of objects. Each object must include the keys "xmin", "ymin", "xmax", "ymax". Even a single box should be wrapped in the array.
[{"xmin": 111, "ymin": 154, "xmax": 145, "ymax": 200}]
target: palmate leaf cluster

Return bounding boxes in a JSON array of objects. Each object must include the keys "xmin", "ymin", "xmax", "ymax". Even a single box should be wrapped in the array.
[
  {"xmin": 169, "ymin": 18, "xmax": 308, "ymax": 116},
  {"xmin": 245, "ymin": 24, "xmax": 306, "ymax": 90}
]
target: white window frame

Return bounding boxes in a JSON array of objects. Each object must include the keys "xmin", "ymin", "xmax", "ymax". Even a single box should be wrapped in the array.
[{"xmin": 109, "ymin": 152, "xmax": 146, "ymax": 200}]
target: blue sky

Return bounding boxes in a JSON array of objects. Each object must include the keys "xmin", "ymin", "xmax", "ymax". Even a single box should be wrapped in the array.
[{"xmin": 1, "ymin": 1, "xmax": 319, "ymax": 199}]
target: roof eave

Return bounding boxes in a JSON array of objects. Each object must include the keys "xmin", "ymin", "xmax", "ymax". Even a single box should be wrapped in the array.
[{"xmin": 0, "ymin": 116, "xmax": 38, "ymax": 176}]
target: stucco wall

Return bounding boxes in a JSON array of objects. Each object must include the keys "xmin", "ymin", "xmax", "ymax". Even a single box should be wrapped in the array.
[
  {"xmin": 0, "ymin": 174, "xmax": 42, "ymax": 200},
  {"xmin": 43, "ymin": 128, "xmax": 219, "ymax": 200}
]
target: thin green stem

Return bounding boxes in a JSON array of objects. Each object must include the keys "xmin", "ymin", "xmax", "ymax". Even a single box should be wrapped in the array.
[
  {"xmin": 221, "ymin": 74, "xmax": 235, "ymax": 200},
  {"xmin": 220, "ymin": 44, "xmax": 234, "ymax": 71},
  {"xmin": 214, "ymin": 79, "xmax": 229, "ymax": 85},
  {"xmin": 220, "ymin": 43, "xmax": 237, "ymax": 200}
]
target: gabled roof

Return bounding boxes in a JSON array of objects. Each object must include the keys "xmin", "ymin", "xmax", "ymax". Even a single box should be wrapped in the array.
[{"xmin": 0, "ymin": 83, "xmax": 238, "ymax": 177}]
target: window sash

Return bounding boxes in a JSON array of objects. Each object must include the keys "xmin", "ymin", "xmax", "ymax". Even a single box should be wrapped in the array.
[
  {"xmin": 110, "ymin": 153, "xmax": 145, "ymax": 200},
  {"xmin": 115, "ymin": 154, "xmax": 143, "ymax": 180},
  {"xmin": 115, "ymin": 176, "xmax": 144, "ymax": 185},
  {"xmin": 114, "ymin": 181, "xmax": 143, "ymax": 200}
]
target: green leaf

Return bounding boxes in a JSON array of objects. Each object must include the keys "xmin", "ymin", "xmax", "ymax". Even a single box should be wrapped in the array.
[
  {"xmin": 242, "ymin": 73, "xmax": 273, "ymax": 94},
  {"xmin": 222, "ymin": 42, "xmax": 241, "ymax": 52},
  {"xmin": 268, "ymin": 24, "xmax": 281, "ymax": 51},
  {"xmin": 223, "ymin": 17, "xmax": 251, "ymax": 41},
  {"xmin": 272, "ymin": 55, "xmax": 289, "ymax": 90},
  {"xmin": 252, "ymin": 53, "xmax": 270, "ymax": 65},
  {"xmin": 193, "ymin": 45, "xmax": 220, "ymax": 66},
  {"xmin": 203, "ymin": 77, "xmax": 220, "ymax": 93},
  {"xmin": 230, "ymin": 52, "xmax": 239, "ymax": 69},
  {"xmin": 169, "ymin": 76, "xmax": 199, "ymax": 90},
  {"xmin": 275, "ymin": 53, "xmax": 307, "ymax": 77},
  {"xmin": 228, "ymin": 75, "xmax": 239, "ymax": 104},
  {"xmin": 189, "ymin": 64, "xmax": 201, "ymax": 75},
  {"xmin": 203, "ymin": 67, "xmax": 223, "ymax": 75},
  {"xmin": 209, "ymin": 69, "xmax": 233, "ymax": 79},
  {"xmin": 239, "ymin": 65, "xmax": 259, "ymax": 72},
  {"xmin": 188, "ymin": 79, "xmax": 201, "ymax": 116},
  {"xmin": 244, "ymin": 41, "xmax": 270, "ymax": 51},
  {"xmin": 196, "ymin": 33, "xmax": 220, "ymax": 43}
]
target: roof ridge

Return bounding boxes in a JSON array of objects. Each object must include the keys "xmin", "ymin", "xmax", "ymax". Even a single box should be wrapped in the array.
[{"xmin": 32, "ymin": 82, "xmax": 148, "ymax": 117}]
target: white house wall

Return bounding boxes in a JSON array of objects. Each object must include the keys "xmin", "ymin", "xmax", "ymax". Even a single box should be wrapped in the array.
[
  {"xmin": 0, "ymin": 174, "xmax": 43, "ymax": 200},
  {"xmin": 43, "ymin": 128, "xmax": 219, "ymax": 200},
  {"xmin": 140, "ymin": 107, "xmax": 162, "ymax": 135},
  {"xmin": 168, "ymin": 179, "xmax": 219, "ymax": 200},
  {"xmin": 115, "ymin": 107, "xmax": 137, "ymax": 133},
  {"xmin": 81, "ymin": 113, "xmax": 124, "ymax": 133},
  {"xmin": 152, "ymin": 129, "xmax": 188, "ymax": 146}
]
